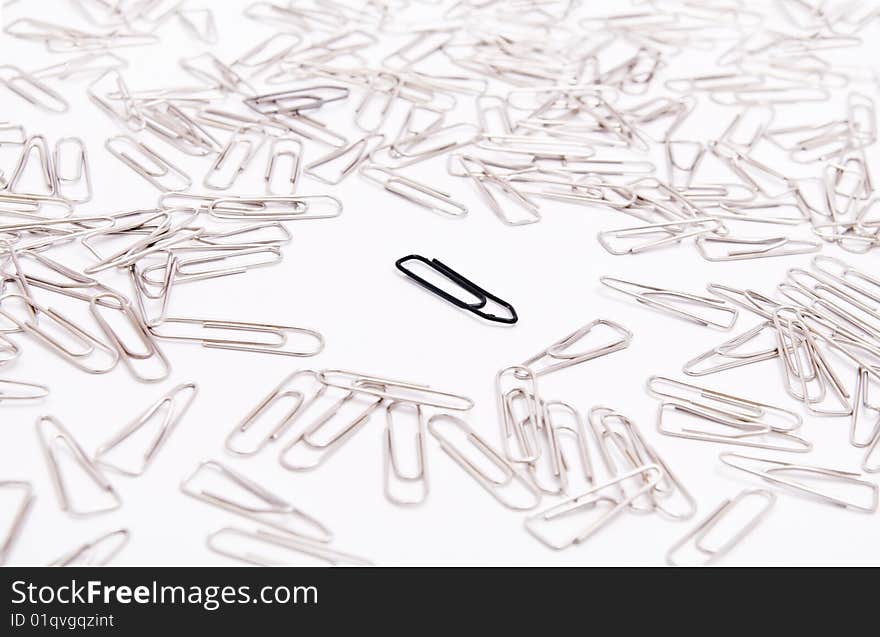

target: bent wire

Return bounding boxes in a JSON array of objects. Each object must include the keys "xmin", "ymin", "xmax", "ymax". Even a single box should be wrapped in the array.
[
  {"xmin": 148, "ymin": 317, "xmax": 324, "ymax": 357},
  {"xmin": 318, "ymin": 369, "xmax": 474, "ymax": 411},
  {"xmin": 519, "ymin": 319, "xmax": 632, "ymax": 376},
  {"xmin": 395, "ymin": 254, "xmax": 517, "ymax": 324},
  {"xmin": 601, "ymin": 276, "xmax": 739, "ymax": 329},
  {"xmin": 0, "ymin": 481, "xmax": 34, "ymax": 565},
  {"xmin": 657, "ymin": 402, "xmax": 812, "ymax": 452},
  {"xmin": 524, "ymin": 464, "xmax": 663, "ymax": 550},
  {"xmin": 181, "ymin": 459, "xmax": 333, "ymax": 542},
  {"xmin": 225, "ymin": 370, "xmax": 324, "ymax": 456},
  {"xmin": 94, "ymin": 382, "xmax": 198, "ymax": 476},
  {"xmin": 666, "ymin": 489, "xmax": 775, "ymax": 566},
  {"xmin": 207, "ymin": 527, "xmax": 371, "ymax": 566},
  {"xmin": 427, "ymin": 413, "xmax": 541, "ymax": 511},
  {"xmin": 719, "ymin": 452, "xmax": 879, "ymax": 512},
  {"xmin": 383, "ymin": 401, "xmax": 429, "ymax": 507},
  {"xmin": 37, "ymin": 415, "xmax": 121, "ymax": 517},
  {"xmin": 49, "ymin": 529, "xmax": 130, "ymax": 566}
]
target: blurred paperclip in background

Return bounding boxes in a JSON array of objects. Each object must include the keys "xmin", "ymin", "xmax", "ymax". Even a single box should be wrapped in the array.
[{"xmin": 1, "ymin": 0, "xmax": 880, "ymax": 567}]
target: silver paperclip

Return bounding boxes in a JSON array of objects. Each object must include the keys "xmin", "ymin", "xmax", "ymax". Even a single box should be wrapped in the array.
[
  {"xmin": 720, "ymin": 452, "xmax": 878, "ymax": 512},
  {"xmin": 0, "ymin": 293, "xmax": 119, "ymax": 374},
  {"xmin": 0, "ymin": 481, "xmax": 34, "ymax": 565},
  {"xmin": 519, "ymin": 319, "xmax": 632, "ymax": 376},
  {"xmin": 383, "ymin": 401, "xmax": 428, "ymax": 506},
  {"xmin": 94, "ymin": 382, "xmax": 198, "ymax": 476},
  {"xmin": 207, "ymin": 526, "xmax": 370, "ymax": 566},
  {"xmin": 304, "ymin": 133, "xmax": 385, "ymax": 185},
  {"xmin": 496, "ymin": 365, "xmax": 542, "ymax": 464},
  {"xmin": 37, "ymin": 415, "xmax": 121, "ymax": 517},
  {"xmin": 278, "ymin": 385, "xmax": 384, "ymax": 471},
  {"xmin": 90, "ymin": 291, "xmax": 170, "ymax": 383},
  {"xmin": 49, "ymin": 529, "xmax": 130, "ymax": 566},
  {"xmin": 647, "ymin": 376, "xmax": 802, "ymax": 432},
  {"xmin": 105, "ymin": 135, "xmax": 192, "ymax": 192},
  {"xmin": 148, "ymin": 317, "xmax": 324, "ymax": 357},
  {"xmin": 524, "ymin": 464, "xmax": 662, "ymax": 550},
  {"xmin": 318, "ymin": 369, "xmax": 473, "ymax": 411},
  {"xmin": 225, "ymin": 370, "xmax": 323, "ymax": 456},
  {"xmin": 657, "ymin": 402, "xmax": 811, "ymax": 452},
  {"xmin": 666, "ymin": 489, "xmax": 775, "ymax": 566},
  {"xmin": 851, "ymin": 368, "xmax": 880, "ymax": 448},
  {"xmin": 265, "ymin": 137, "xmax": 303, "ymax": 195},
  {"xmin": 204, "ymin": 129, "xmax": 266, "ymax": 190},
  {"xmin": 53, "ymin": 137, "xmax": 92, "ymax": 203},
  {"xmin": 359, "ymin": 164, "xmax": 467, "ymax": 218},
  {"xmin": 181, "ymin": 459, "xmax": 332, "ymax": 541},
  {"xmin": 0, "ymin": 65, "xmax": 69, "ymax": 113},
  {"xmin": 600, "ymin": 276, "xmax": 739, "ymax": 329},
  {"xmin": 427, "ymin": 413, "xmax": 541, "ymax": 511}
]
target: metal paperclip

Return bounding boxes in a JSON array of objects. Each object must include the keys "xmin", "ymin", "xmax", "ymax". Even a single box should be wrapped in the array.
[
  {"xmin": 278, "ymin": 385, "xmax": 384, "ymax": 471},
  {"xmin": 720, "ymin": 452, "xmax": 878, "ymax": 512},
  {"xmin": 542, "ymin": 401, "xmax": 594, "ymax": 494},
  {"xmin": 37, "ymin": 415, "xmax": 121, "ymax": 517},
  {"xmin": 105, "ymin": 136, "xmax": 192, "ymax": 192},
  {"xmin": 148, "ymin": 317, "xmax": 324, "ymax": 357},
  {"xmin": 647, "ymin": 376, "xmax": 802, "ymax": 432},
  {"xmin": 90, "ymin": 291, "xmax": 170, "ymax": 382},
  {"xmin": 427, "ymin": 413, "xmax": 541, "ymax": 511},
  {"xmin": 496, "ymin": 366, "xmax": 542, "ymax": 464},
  {"xmin": 265, "ymin": 137, "xmax": 302, "ymax": 195},
  {"xmin": 181, "ymin": 460, "xmax": 332, "ymax": 542},
  {"xmin": 395, "ymin": 254, "xmax": 517, "ymax": 324},
  {"xmin": 457, "ymin": 155, "xmax": 541, "ymax": 226},
  {"xmin": 94, "ymin": 382, "xmax": 197, "ymax": 476},
  {"xmin": 697, "ymin": 235, "xmax": 821, "ymax": 261},
  {"xmin": 359, "ymin": 165, "xmax": 467, "ymax": 218},
  {"xmin": 204, "ymin": 130, "xmax": 266, "ymax": 190},
  {"xmin": 0, "ymin": 293, "xmax": 119, "ymax": 374},
  {"xmin": 180, "ymin": 52, "xmax": 254, "ymax": 95},
  {"xmin": 0, "ymin": 65, "xmax": 69, "ymax": 113},
  {"xmin": 598, "ymin": 218, "xmax": 722, "ymax": 255},
  {"xmin": 225, "ymin": 370, "xmax": 323, "ymax": 456},
  {"xmin": 519, "ymin": 319, "xmax": 632, "ymax": 376},
  {"xmin": 666, "ymin": 489, "xmax": 775, "ymax": 566},
  {"xmin": 0, "ymin": 378, "xmax": 50, "ymax": 401},
  {"xmin": 383, "ymin": 401, "xmax": 428, "ymax": 506},
  {"xmin": 0, "ymin": 481, "xmax": 34, "ymax": 565},
  {"xmin": 53, "ymin": 137, "xmax": 92, "ymax": 203},
  {"xmin": 304, "ymin": 133, "xmax": 385, "ymax": 185},
  {"xmin": 657, "ymin": 402, "xmax": 811, "ymax": 452},
  {"xmin": 318, "ymin": 369, "xmax": 474, "ymax": 411},
  {"xmin": 601, "ymin": 276, "xmax": 739, "ymax": 329},
  {"xmin": 524, "ymin": 464, "xmax": 662, "ymax": 550},
  {"xmin": 6, "ymin": 135, "xmax": 57, "ymax": 196},
  {"xmin": 851, "ymin": 368, "xmax": 880, "ymax": 448},
  {"xmin": 208, "ymin": 195, "xmax": 342, "ymax": 221},
  {"xmin": 49, "ymin": 529, "xmax": 130, "ymax": 566},
  {"xmin": 206, "ymin": 527, "xmax": 370, "ymax": 566}
]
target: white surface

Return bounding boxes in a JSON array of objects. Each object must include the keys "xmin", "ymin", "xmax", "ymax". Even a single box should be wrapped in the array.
[{"xmin": 1, "ymin": 1, "xmax": 879, "ymax": 566}]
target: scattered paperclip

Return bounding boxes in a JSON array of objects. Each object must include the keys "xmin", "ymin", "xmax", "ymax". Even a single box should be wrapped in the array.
[
  {"xmin": 666, "ymin": 489, "xmax": 775, "ymax": 566},
  {"xmin": 720, "ymin": 452, "xmax": 879, "ymax": 512},
  {"xmin": 395, "ymin": 254, "xmax": 517, "ymax": 324},
  {"xmin": 0, "ymin": 481, "xmax": 34, "ymax": 565},
  {"xmin": 181, "ymin": 460, "xmax": 333, "ymax": 542},
  {"xmin": 37, "ymin": 415, "xmax": 121, "ymax": 517},
  {"xmin": 49, "ymin": 529, "xmax": 131, "ymax": 567}
]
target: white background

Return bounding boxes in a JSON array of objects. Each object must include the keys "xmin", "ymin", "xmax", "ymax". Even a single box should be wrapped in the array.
[{"xmin": 1, "ymin": 0, "xmax": 879, "ymax": 566}]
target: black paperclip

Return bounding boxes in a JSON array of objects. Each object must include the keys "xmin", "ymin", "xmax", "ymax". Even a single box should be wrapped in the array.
[{"xmin": 395, "ymin": 255, "xmax": 518, "ymax": 324}]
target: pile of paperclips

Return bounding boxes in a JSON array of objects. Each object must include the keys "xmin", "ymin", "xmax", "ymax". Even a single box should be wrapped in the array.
[{"xmin": 2, "ymin": 0, "xmax": 880, "ymax": 566}]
